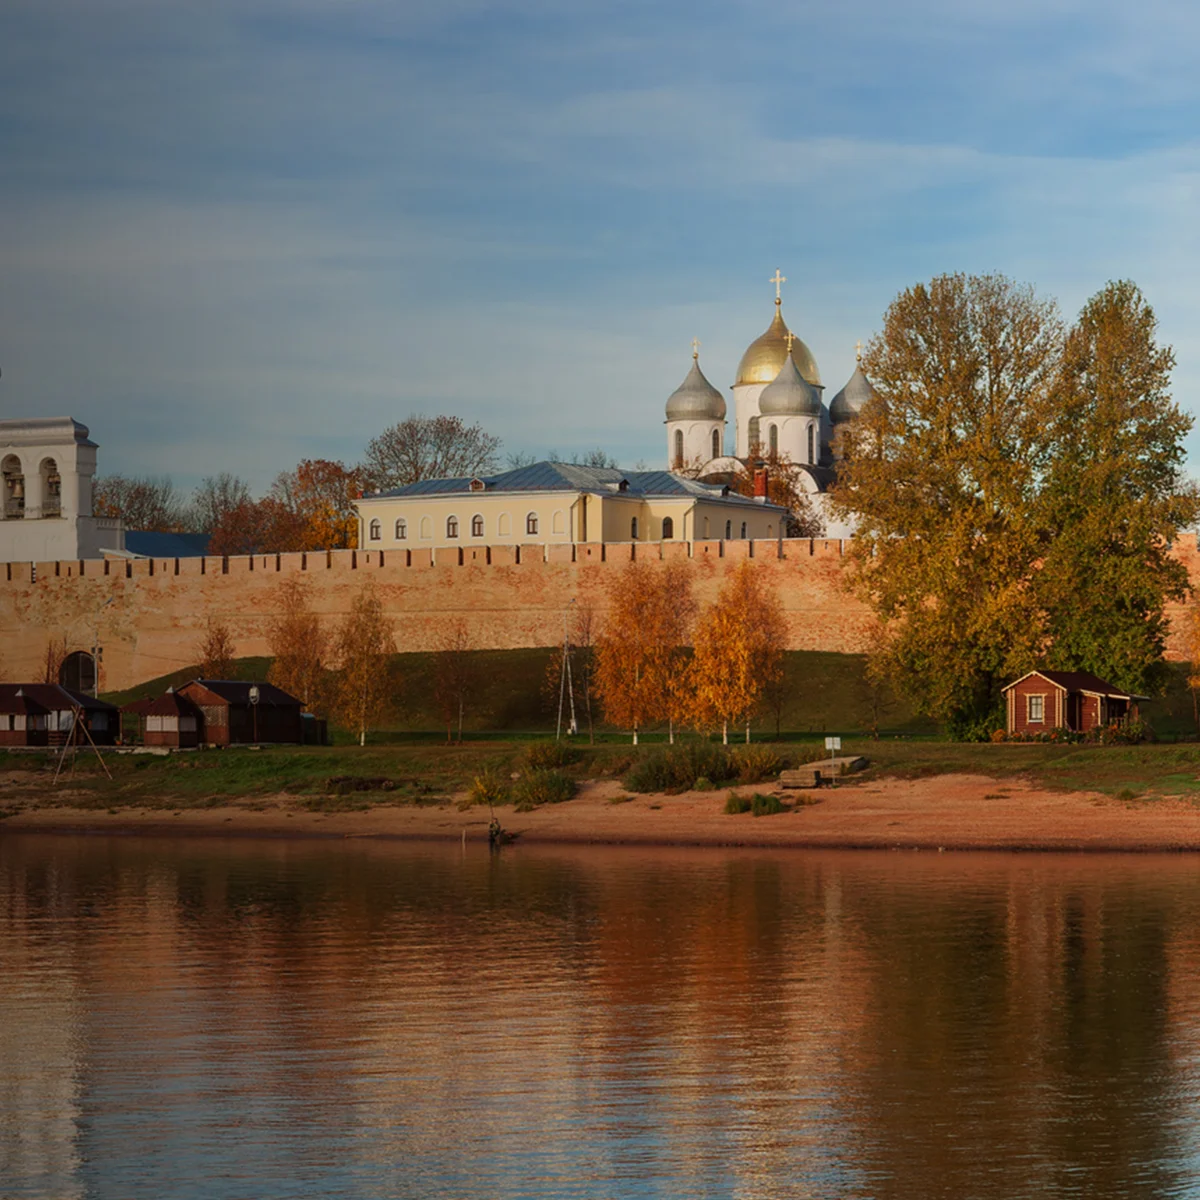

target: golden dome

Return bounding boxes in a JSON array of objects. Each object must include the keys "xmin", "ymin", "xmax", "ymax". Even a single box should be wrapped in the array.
[{"xmin": 735, "ymin": 300, "xmax": 822, "ymax": 388}]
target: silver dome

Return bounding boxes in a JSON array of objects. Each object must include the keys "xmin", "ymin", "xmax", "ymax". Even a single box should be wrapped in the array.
[
  {"xmin": 759, "ymin": 355, "xmax": 821, "ymax": 416},
  {"xmin": 665, "ymin": 358, "xmax": 726, "ymax": 421},
  {"xmin": 830, "ymin": 365, "xmax": 876, "ymax": 424}
]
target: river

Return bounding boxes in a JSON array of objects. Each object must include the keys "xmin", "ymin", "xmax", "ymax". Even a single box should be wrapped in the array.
[{"xmin": 3, "ymin": 835, "xmax": 1200, "ymax": 1198}]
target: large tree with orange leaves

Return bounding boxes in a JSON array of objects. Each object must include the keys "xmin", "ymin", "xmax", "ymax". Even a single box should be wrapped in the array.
[
  {"xmin": 271, "ymin": 458, "xmax": 362, "ymax": 550},
  {"xmin": 594, "ymin": 559, "xmax": 694, "ymax": 744},
  {"xmin": 690, "ymin": 561, "xmax": 786, "ymax": 744}
]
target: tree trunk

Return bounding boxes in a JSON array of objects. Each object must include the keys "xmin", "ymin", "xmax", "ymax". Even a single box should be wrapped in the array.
[
  {"xmin": 745, "ymin": 721, "xmax": 751, "ymax": 744},
  {"xmin": 633, "ymin": 727, "xmax": 638, "ymax": 746},
  {"xmin": 1193, "ymin": 686, "xmax": 1198, "ymax": 735},
  {"xmin": 722, "ymin": 720, "xmax": 728, "ymax": 746},
  {"xmin": 458, "ymin": 696, "xmax": 464, "ymax": 743},
  {"xmin": 669, "ymin": 718, "xmax": 674, "ymax": 745}
]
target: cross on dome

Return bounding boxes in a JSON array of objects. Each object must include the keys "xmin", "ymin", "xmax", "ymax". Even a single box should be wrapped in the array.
[
  {"xmin": 692, "ymin": 336, "xmax": 701, "ymax": 360},
  {"xmin": 855, "ymin": 339, "xmax": 863, "ymax": 363},
  {"xmin": 785, "ymin": 331, "xmax": 797, "ymax": 353},
  {"xmin": 770, "ymin": 269, "xmax": 786, "ymax": 303}
]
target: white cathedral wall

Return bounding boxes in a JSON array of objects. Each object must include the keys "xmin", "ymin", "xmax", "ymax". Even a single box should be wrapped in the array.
[
  {"xmin": 666, "ymin": 420, "xmax": 724, "ymax": 471},
  {"xmin": 811, "ymin": 493, "xmax": 857, "ymax": 540},
  {"xmin": 732, "ymin": 383, "xmax": 767, "ymax": 457}
]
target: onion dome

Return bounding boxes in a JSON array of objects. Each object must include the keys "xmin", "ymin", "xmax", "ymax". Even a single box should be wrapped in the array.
[
  {"xmin": 735, "ymin": 299, "xmax": 822, "ymax": 388},
  {"xmin": 759, "ymin": 353, "xmax": 821, "ymax": 416},
  {"xmin": 665, "ymin": 350, "xmax": 725, "ymax": 421},
  {"xmin": 830, "ymin": 348, "xmax": 877, "ymax": 424}
]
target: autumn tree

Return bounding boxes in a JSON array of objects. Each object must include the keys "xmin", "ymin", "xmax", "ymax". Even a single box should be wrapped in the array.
[
  {"xmin": 267, "ymin": 577, "xmax": 328, "ymax": 714},
  {"xmin": 197, "ymin": 617, "xmax": 237, "ymax": 679},
  {"xmin": 432, "ymin": 619, "xmax": 477, "ymax": 743},
  {"xmin": 92, "ymin": 475, "xmax": 184, "ymax": 531},
  {"xmin": 42, "ymin": 635, "xmax": 68, "ymax": 685},
  {"xmin": 207, "ymin": 497, "xmax": 305, "ymax": 555},
  {"xmin": 725, "ymin": 454, "xmax": 824, "ymax": 538},
  {"xmin": 594, "ymin": 560, "xmax": 694, "ymax": 744},
  {"xmin": 188, "ymin": 473, "xmax": 252, "ymax": 534},
  {"xmin": 690, "ymin": 561, "xmax": 786, "ymax": 743},
  {"xmin": 271, "ymin": 458, "xmax": 362, "ymax": 550},
  {"xmin": 361, "ymin": 415, "xmax": 501, "ymax": 491},
  {"xmin": 331, "ymin": 582, "xmax": 397, "ymax": 745},
  {"xmin": 1035, "ymin": 281, "xmax": 1198, "ymax": 695},
  {"xmin": 1186, "ymin": 604, "xmax": 1200, "ymax": 734}
]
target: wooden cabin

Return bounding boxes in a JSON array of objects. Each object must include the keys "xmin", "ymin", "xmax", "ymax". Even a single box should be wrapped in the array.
[
  {"xmin": 174, "ymin": 680, "xmax": 304, "ymax": 746},
  {"xmin": 123, "ymin": 689, "xmax": 204, "ymax": 748},
  {"xmin": 1002, "ymin": 670, "xmax": 1144, "ymax": 736},
  {"xmin": 0, "ymin": 684, "xmax": 119, "ymax": 746}
]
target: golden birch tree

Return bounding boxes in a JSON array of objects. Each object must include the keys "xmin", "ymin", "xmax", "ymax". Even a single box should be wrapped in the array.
[
  {"xmin": 332, "ymin": 582, "xmax": 397, "ymax": 746},
  {"xmin": 197, "ymin": 617, "xmax": 237, "ymax": 678},
  {"xmin": 267, "ymin": 577, "xmax": 328, "ymax": 714},
  {"xmin": 594, "ymin": 560, "xmax": 694, "ymax": 743},
  {"xmin": 432, "ymin": 619, "xmax": 476, "ymax": 743},
  {"xmin": 690, "ymin": 561, "xmax": 786, "ymax": 743}
]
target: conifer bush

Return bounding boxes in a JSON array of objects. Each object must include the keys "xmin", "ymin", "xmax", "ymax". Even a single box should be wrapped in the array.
[{"xmin": 622, "ymin": 743, "xmax": 736, "ymax": 793}]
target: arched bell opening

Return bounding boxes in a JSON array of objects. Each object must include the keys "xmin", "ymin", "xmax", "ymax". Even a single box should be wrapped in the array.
[{"xmin": 2, "ymin": 455, "xmax": 25, "ymax": 519}]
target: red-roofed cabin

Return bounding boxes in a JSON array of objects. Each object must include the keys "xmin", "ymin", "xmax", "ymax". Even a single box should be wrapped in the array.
[
  {"xmin": 124, "ymin": 689, "xmax": 204, "ymax": 748},
  {"xmin": 1003, "ymin": 670, "xmax": 1145, "ymax": 735},
  {"xmin": 0, "ymin": 684, "xmax": 119, "ymax": 746},
  {"xmin": 175, "ymin": 680, "xmax": 304, "ymax": 746}
]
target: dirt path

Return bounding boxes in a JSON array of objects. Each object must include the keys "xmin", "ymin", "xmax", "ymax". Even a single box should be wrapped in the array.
[{"xmin": 6, "ymin": 774, "xmax": 1200, "ymax": 851}]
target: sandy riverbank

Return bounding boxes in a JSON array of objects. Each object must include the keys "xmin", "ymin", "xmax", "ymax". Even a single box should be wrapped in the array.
[{"xmin": 6, "ymin": 773, "xmax": 1200, "ymax": 851}]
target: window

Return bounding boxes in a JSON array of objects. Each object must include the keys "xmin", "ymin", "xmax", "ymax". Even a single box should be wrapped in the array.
[
  {"xmin": 471, "ymin": 514, "xmax": 484, "ymax": 538},
  {"xmin": 526, "ymin": 512, "xmax": 538, "ymax": 535},
  {"xmin": 180, "ymin": 716, "xmax": 197, "ymax": 733},
  {"xmin": 769, "ymin": 424, "xmax": 778, "ymax": 455},
  {"xmin": 712, "ymin": 428, "xmax": 720, "ymax": 460},
  {"xmin": 395, "ymin": 518, "xmax": 407, "ymax": 540},
  {"xmin": 662, "ymin": 516, "xmax": 674, "ymax": 539},
  {"xmin": 446, "ymin": 516, "xmax": 459, "ymax": 538},
  {"xmin": 807, "ymin": 423, "xmax": 815, "ymax": 464},
  {"xmin": 369, "ymin": 519, "xmax": 381, "ymax": 541},
  {"xmin": 631, "ymin": 517, "xmax": 639, "ymax": 540},
  {"xmin": 674, "ymin": 429, "xmax": 684, "ymax": 467},
  {"xmin": 725, "ymin": 520, "xmax": 732, "ymax": 539},
  {"xmin": 420, "ymin": 516, "xmax": 432, "ymax": 539},
  {"xmin": 146, "ymin": 715, "xmax": 163, "ymax": 733},
  {"xmin": 740, "ymin": 522, "xmax": 747, "ymax": 538},
  {"xmin": 1027, "ymin": 694, "xmax": 1045, "ymax": 724},
  {"xmin": 748, "ymin": 416, "xmax": 760, "ymax": 451}
]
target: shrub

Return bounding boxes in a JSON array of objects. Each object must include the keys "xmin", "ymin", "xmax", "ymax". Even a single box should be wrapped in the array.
[
  {"xmin": 525, "ymin": 741, "xmax": 577, "ymax": 770},
  {"xmin": 724, "ymin": 791, "xmax": 752, "ymax": 814},
  {"xmin": 694, "ymin": 776, "xmax": 714, "ymax": 791},
  {"xmin": 468, "ymin": 766, "xmax": 510, "ymax": 808},
  {"xmin": 751, "ymin": 793, "xmax": 784, "ymax": 817},
  {"xmin": 623, "ymin": 742, "xmax": 736, "ymax": 793},
  {"xmin": 990, "ymin": 729, "xmax": 1007, "ymax": 744},
  {"xmin": 733, "ymin": 744, "xmax": 784, "ymax": 783},
  {"xmin": 512, "ymin": 769, "xmax": 576, "ymax": 811}
]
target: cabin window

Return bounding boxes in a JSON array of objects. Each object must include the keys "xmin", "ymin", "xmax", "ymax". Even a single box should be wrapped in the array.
[
  {"xmin": 446, "ymin": 516, "xmax": 459, "ymax": 539},
  {"xmin": 369, "ymin": 519, "xmax": 381, "ymax": 541},
  {"xmin": 674, "ymin": 430, "xmax": 684, "ymax": 467},
  {"xmin": 1027, "ymin": 694, "xmax": 1045, "ymax": 724},
  {"xmin": 712, "ymin": 428, "xmax": 720, "ymax": 460},
  {"xmin": 769, "ymin": 424, "xmax": 778, "ymax": 455},
  {"xmin": 526, "ymin": 512, "xmax": 538, "ymax": 535},
  {"xmin": 662, "ymin": 516, "xmax": 674, "ymax": 539},
  {"xmin": 725, "ymin": 519, "xmax": 732, "ymax": 539},
  {"xmin": 807, "ymin": 423, "xmax": 815, "ymax": 464},
  {"xmin": 146, "ymin": 715, "xmax": 163, "ymax": 732},
  {"xmin": 395, "ymin": 518, "xmax": 407, "ymax": 540},
  {"xmin": 471, "ymin": 514, "xmax": 484, "ymax": 538}
]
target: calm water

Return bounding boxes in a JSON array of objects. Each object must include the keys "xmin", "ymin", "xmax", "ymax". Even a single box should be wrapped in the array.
[{"xmin": 4, "ymin": 837, "xmax": 1200, "ymax": 1199}]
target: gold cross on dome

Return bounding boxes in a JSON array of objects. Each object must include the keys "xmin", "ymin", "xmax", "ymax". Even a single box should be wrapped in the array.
[
  {"xmin": 691, "ymin": 336, "xmax": 700, "ymax": 359},
  {"xmin": 770, "ymin": 269, "xmax": 786, "ymax": 301},
  {"xmin": 855, "ymin": 339, "xmax": 863, "ymax": 362},
  {"xmin": 785, "ymin": 331, "xmax": 796, "ymax": 353}
]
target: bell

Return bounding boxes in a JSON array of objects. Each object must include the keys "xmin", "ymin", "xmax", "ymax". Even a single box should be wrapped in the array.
[{"xmin": 11, "ymin": 478, "xmax": 23, "ymax": 500}]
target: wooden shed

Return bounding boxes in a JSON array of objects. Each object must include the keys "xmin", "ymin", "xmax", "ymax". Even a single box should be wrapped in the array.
[
  {"xmin": 1003, "ymin": 670, "xmax": 1144, "ymax": 736},
  {"xmin": 175, "ymin": 680, "xmax": 304, "ymax": 746},
  {"xmin": 0, "ymin": 684, "xmax": 119, "ymax": 746},
  {"xmin": 124, "ymin": 688, "xmax": 203, "ymax": 748}
]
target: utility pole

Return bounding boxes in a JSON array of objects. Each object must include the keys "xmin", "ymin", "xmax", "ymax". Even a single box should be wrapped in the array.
[{"xmin": 556, "ymin": 599, "xmax": 578, "ymax": 740}]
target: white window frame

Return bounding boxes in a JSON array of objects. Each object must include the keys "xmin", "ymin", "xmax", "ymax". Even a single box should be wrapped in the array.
[{"xmin": 1027, "ymin": 694, "xmax": 1045, "ymax": 724}]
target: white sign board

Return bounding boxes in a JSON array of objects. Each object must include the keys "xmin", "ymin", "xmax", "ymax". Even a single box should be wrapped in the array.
[{"xmin": 825, "ymin": 736, "xmax": 841, "ymax": 752}]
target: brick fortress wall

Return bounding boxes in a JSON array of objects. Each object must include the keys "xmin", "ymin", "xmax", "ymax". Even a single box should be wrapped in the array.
[{"xmin": 4, "ymin": 535, "xmax": 1198, "ymax": 694}]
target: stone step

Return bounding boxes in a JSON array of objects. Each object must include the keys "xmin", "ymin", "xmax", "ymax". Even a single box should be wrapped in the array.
[{"xmin": 779, "ymin": 755, "xmax": 867, "ymax": 789}]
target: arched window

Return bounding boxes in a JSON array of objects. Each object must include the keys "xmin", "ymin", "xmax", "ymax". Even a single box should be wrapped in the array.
[
  {"xmin": 662, "ymin": 516, "xmax": 674, "ymax": 539},
  {"xmin": 526, "ymin": 512, "xmax": 538, "ymax": 535},
  {"xmin": 2, "ymin": 455, "xmax": 25, "ymax": 519},
  {"xmin": 420, "ymin": 516, "xmax": 432, "ymax": 540},
  {"xmin": 748, "ymin": 416, "xmax": 760, "ymax": 452},
  {"xmin": 712, "ymin": 428, "xmax": 720, "ymax": 460},
  {"xmin": 674, "ymin": 429, "xmax": 684, "ymax": 467},
  {"xmin": 59, "ymin": 650, "xmax": 95, "ymax": 694},
  {"xmin": 471, "ymin": 514, "xmax": 484, "ymax": 538},
  {"xmin": 807, "ymin": 423, "xmax": 815, "ymax": 464},
  {"xmin": 368, "ymin": 519, "xmax": 381, "ymax": 541},
  {"xmin": 446, "ymin": 515, "xmax": 459, "ymax": 538},
  {"xmin": 769, "ymin": 424, "xmax": 778, "ymax": 456},
  {"xmin": 395, "ymin": 518, "xmax": 407, "ymax": 540},
  {"xmin": 499, "ymin": 512, "xmax": 512, "ymax": 536},
  {"xmin": 740, "ymin": 522, "xmax": 747, "ymax": 539},
  {"xmin": 725, "ymin": 519, "xmax": 732, "ymax": 539},
  {"xmin": 40, "ymin": 458, "xmax": 61, "ymax": 517},
  {"xmin": 631, "ymin": 517, "xmax": 639, "ymax": 540}
]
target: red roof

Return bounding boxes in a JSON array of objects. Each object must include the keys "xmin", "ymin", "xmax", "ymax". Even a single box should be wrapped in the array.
[
  {"xmin": 1002, "ymin": 670, "xmax": 1144, "ymax": 700},
  {"xmin": 0, "ymin": 683, "xmax": 118, "ymax": 714}
]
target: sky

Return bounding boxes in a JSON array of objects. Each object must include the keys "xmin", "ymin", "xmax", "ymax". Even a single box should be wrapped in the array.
[{"xmin": 3, "ymin": 0, "xmax": 1200, "ymax": 493}]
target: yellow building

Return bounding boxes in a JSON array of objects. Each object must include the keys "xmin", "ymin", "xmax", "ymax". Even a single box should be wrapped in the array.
[{"xmin": 354, "ymin": 462, "xmax": 787, "ymax": 550}]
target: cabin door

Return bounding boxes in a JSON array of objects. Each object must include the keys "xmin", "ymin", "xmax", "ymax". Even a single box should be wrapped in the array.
[{"xmin": 1066, "ymin": 694, "xmax": 1083, "ymax": 732}]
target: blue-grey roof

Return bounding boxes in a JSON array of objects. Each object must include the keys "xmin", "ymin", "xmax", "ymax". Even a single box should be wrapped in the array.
[
  {"xmin": 759, "ymin": 356, "xmax": 822, "ymax": 417},
  {"xmin": 665, "ymin": 359, "xmax": 726, "ymax": 421},
  {"xmin": 124, "ymin": 531, "xmax": 211, "ymax": 558},
  {"xmin": 368, "ymin": 462, "xmax": 785, "ymax": 510},
  {"xmin": 830, "ymin": 365, "xmax": 876, "ymax": 424}
]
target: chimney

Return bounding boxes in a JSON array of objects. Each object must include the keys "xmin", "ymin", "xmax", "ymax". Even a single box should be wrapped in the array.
[{"xmin": 753, "ymin": 467, "xmax": 769, "ymax": 503}]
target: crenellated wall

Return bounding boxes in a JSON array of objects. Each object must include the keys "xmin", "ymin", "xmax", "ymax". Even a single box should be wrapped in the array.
[{"xmin": 3, "ymin": 535, "xmax": 1198, "ymax": 693}]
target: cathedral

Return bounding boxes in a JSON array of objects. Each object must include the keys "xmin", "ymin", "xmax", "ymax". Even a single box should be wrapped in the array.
[{"xmin": 663, "ymin": 271, "xmax": 874, "ymax": 539}]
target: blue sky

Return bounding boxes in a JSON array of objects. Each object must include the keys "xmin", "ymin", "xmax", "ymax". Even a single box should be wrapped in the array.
[{"xmin": 3, "ymin": 0, "xmax": 1200, "ymax": 492}]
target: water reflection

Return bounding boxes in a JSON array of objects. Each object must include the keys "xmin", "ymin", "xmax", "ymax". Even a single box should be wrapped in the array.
[{"xmin": 2, "ymin": 837, "xmax": 1200, "ymax": 1198}]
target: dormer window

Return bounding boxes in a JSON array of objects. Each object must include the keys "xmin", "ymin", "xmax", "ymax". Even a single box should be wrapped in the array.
[
  {"xmin": 469, "ymin": 478, "xmax": 487, "ymax": 492},
  {"xmin": 618, "ymin": 479, "xmax": 629, "ymax": 492}
]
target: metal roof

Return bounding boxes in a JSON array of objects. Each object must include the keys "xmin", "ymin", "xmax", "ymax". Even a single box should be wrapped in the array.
[{"xmin": 1002, "ymin": 669, "xmax": 1146, "ymax": 700}]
